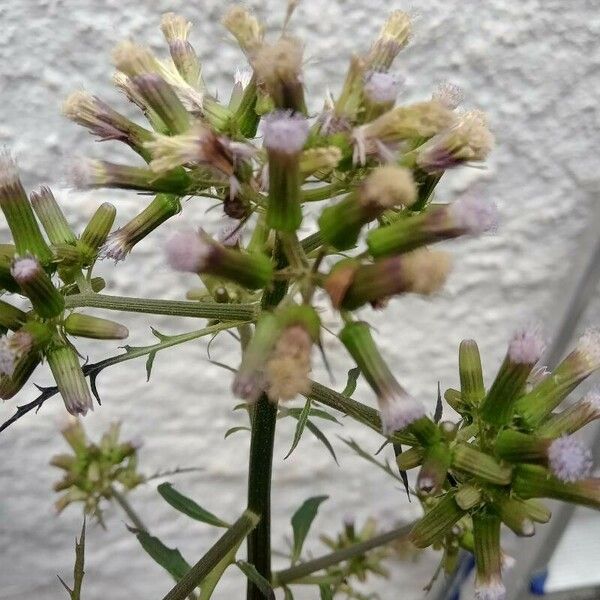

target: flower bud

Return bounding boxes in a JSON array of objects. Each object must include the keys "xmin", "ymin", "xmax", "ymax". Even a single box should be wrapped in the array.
[
  {"xmin": 417, "ymin": 442, "xmax": 451, "ymax": 495},
  {"xmin": 166, "ymin": 229, "xmax": 273, "ymax": 290},
  {"xmin": 0, "ymin": 322, "xmax": 51, "ymax": 399},
  {"xmin": 222, "ymin": 6, "xmax": 264, "ymax": 57},
  {"xmin": 0, "ymin": 153, "xmax": 52, "ymax": 263},
  {"xmin": 367, "ymin": 196, "xmax": 497, "ymax": 258},
  {"xmin": 299, "ymin": 146, "xmax": 342, "ymax": 179},
  {"xmin": 319, "ymin": 165, "xmax": 416, "ymax": 250},
  {"xmin": 458, "ymin": 339, "xmax": 486, "ymax": 406},
  {"xmin": 330, "ymin": 249, "xmax": 451, "ymax": 310},
  {"xmin": 443, "ymin": 387, "xmax": 465, "ymax": 413},
  {"xmin": 455, "ymin": 484, "xmax": 482, "ymax": 510},
  {"xmin": 78, "ymin": 202, "xmax": 116, "ymax": 264},
  {"xmin": 339, "ymin": 321, "xmax": 427, "ymax": 435},
  {"xmin": 64, "ymin": 313, "xmax": 128, "ymax": 340},
  {"xmin": 160, "ymin": 13, "xmax": 201, "ymax": 87},
  {"xmin": 362, "ymin": 72, "xmax": 400, "ymax": 120},
  {"xmin": 11, "ymin": 257, "xmax": 64, "ymax": 318},
  {"xmin": 253, "ymin": 37, "xmax": 305, "ymax": 112},
  {"xmin": 513, "ymin": 463, "xmax": 600, "ymax": 510},
  {"xmin": 395, "ymin": 445, "xmax": 424, "ymax": 470},
  {"xmin": 352, "ymin": 102, "xmax": 454, "ymax": 165},
  {"xmin": 63, "ymin": 91, "xmax": 154, "ymax": 159},
  {"xmin": 520, "ymin": 498, "xmax": 551, "ymax": 524},
  {"xmin": 494, "ymin": 494, "xmax": 535, "ymax": 537},
  {"xmin": 451, "ymin": 443, "xmax": 512, "ymax": 485},
  {"xmin": 30, "ymin": 186, "xmax": 77, "ymax": 246},
  {"xmin": 233, "ymin": 313, "xmax": 280, "ymax": 402},
  {"xmin": 262, "ymin": 111, "xmax": 309, "ymax": 232},
  {"xmin": 365, "ymin": 11, "xmax": 411, "ymax": 72},
  {"xmin": 515, "ymin": 329, "xmax": 600, "ymax": 427},
  {"xmin": 409, "ymin": 493, "xmax": 466, "ymax": 548},
  {"xmin": 472, "ymin": 510, "xmax": 505, "ymax": 600},
  {"xmin": 0, "ymin": 299, "xmax": 26, "ymax": 331},
  {"xmin": 47, "ymin": 342, "xmax": 94, "ymax": 416},
  {"xmin": 538, "ymin": 389, "xmax": 600, "ymax": 437},
  {"xmin": 72, "ymin": 158, "xmax": 192, "ymax": 196},
  {"xmin": 480, "ymin": 326, "xmax": 546, "ymax": 426},
  {"xmin": 101, "ymin": 194, "xmax": 181, "ymax": 262},
  {"xmin": 417, "ymin": 110, "xmax": 494, "ymax": 174}
]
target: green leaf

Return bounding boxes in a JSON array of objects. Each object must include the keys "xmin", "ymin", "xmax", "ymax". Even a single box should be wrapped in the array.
[
  {"xmin": 305, "ymin": 420, "xmax": 338, "ymax": 465},
  {"xmin": 280, "ymin": 406, "xmax": 341, "ymax": 424},
  {"xmin": 130, "ymin": 527, "xmax": 190, "ymax": 580},
  {"xmin": 235, "ymin": 561, "xmax": 275, "ymax": 599},
  {"xmin": 341, "ymin": 367, "xmax": 360, "ymax": 397},
  {"xmin": 224, "ymin": 426, "xmax": 250, "ymax": 439},
  {"xmin": 291, "ymin": 495, "xmax": 329, "ymax": 563},
  {"xmin": 145, "ymin": 351, "xmax": 156, "ymax": 382},
  {"xmin": 319, "ymin": 584, "xmax": 334, "ymax": 600},
  {"xmin": 158, "ymin": 483, "xmax": 230, "ymax": 528},
  {"xmin": 339, "ymin": 437, "xmax": 404, "ymax": 484},
  {"xmin": 284, "ymin": 399, "xmax": 312, "ymax": 459}
]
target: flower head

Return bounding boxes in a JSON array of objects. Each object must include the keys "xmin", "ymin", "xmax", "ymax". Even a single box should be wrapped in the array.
[
  {"xmin": 0, "ymin": 331, "xmax": 34, "ymax": 377},
  {"xmin": 474, "ymin": 580, "xmax": 506, "ymax": 600},
  {"xmin": 548, "ymin": 436, "xmax": 593, "ymax": 482},
  {"xmin": 262, "ymin": 111, "xmax": 309, "ymax": 155},
  {"xmin": 363, "ymin": 72, "xmax": 400, "ymax": 105},
  {"xmin": 448, "ymin": 196, "xmax": 498, "ymax": 234},
  {"xmin": 378, "ymin": 389, "xmax": 426, "ymax": 435},
  {"xmin": 508, "ymin": 326, "xmax": 546, "ymax": 365},
  {"xmin": 165, "ymin": 229, "xmax": 212, "ymax": 273},
  {"xmin": 432, "ymin": 82, "xmax": 464, "ymax": 110}
]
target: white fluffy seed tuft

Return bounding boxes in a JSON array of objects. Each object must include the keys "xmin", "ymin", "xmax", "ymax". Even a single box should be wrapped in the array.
[
  {"xmin": 165, "ymin": 230, "xmax": 212, "ymax": 273},
  {"xmin": 583, "ymin": 388, "xmax": 600, "ymax": 414},
  {"xmin": 432, "ymin": 82, "xmax": 464, "ymax": 109},
  {"xmin": 0, "ymin": 150, "xmax": 19, "ymax": 187},
  {"xmin": 10, "ymin": 257, "xmax": 40, "ymax": 281},
  {"xmin": 508, "ymin": 326, "xmax": 546, "ymax": 364},
  {"xmin": 576, "ymin": 328, "xmax": 600, "ymax": 367},
  {"xmin": 475, "ymin": 580, "xmax": 506, "ymax": 600},
  {"xmin": 548, "ymin": 436, "xmax": 592, "ymax": 482},
  {"xmin": 262, "ymin": 111, "xmax": 309, "ymax": 154}
]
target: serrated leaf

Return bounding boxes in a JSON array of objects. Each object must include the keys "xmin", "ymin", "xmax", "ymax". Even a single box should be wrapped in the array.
[
  {"xmin": 58, "ymin": 518, "xmax": 86, "ymax": 599},
  {"xmin": 130, "ymin": 527, "xmax": 190, "ymax": 580},
  {"xmin": 291, "ymin": 495, "xmax": 329, "ymax": 563},
  {"xmin": 284, "ymin": 399, "xmax": 312, "ymax": 460},
  {"xmin": 235, "ymin": 561, "xmax": 275, "ymax": 599},
  {"xmin": 158, "ymin": 483, "xmax": 230, "ymax": 528},
  {"xmin": 434, "ymin": 381, "xmax": 443, "ymax": 423},
  {"xmin": 339, "ymin": 437, "xmax": 404, "ymax": 484},
  {"xmin": 145, "ymin": 351, "xmax": 156, "ymax": 382},
  {"xmin": 305, "ymin": 420, "xmax": 338, "ymax": 465},
  {"xmin": 224, "ymin": 426, "xmax": 250, "ymax": 439},
  {"xmin": 319, "ymin": 584, "xmax": 334, "ymax": 600},
  {"xmin": 341, "ymin": 367, "xmax": 360, "ymax": 397}
]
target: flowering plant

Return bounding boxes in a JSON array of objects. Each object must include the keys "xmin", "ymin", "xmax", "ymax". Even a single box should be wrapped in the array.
[{"xmin": 1, "ymin": 4, "xmax": 598, "ymax": 600}]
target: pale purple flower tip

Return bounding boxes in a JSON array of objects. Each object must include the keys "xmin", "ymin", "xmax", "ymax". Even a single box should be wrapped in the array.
[
  {"xmin": 548, "ymin": 436, "xmax": 593, "ymax": 482},
  {"xmin": 576, "ymin": 328, "xmax": 600, "ymax": 367},
  {"xmin": 475, "ymin": 580, "xmax": 506, "ymax": 600},
  {"xmin": 432, "ymin": 82, "xmax": 464, "ymax": 110},
  {"xmin": 100, "ymin": 230, "xmax": 130, "ymax": 262},
  {"xmin": 0, "ymin": 150, "xmax": 19, "ymax": 185},
  {"xmin": 378, "ymin": 390, "xmax": 426, "ymax": 435},
  {"xmin": 11, "ymin": 257, "xmax": 39, "ymax": 281},
  {"xmin": 217, "ymin": 218, "xmax": 244, "ymax": 247},
  {"xmin": 0, "ymin": 336, "xmax": 16, "ymax": 377},
  {"xmin": 449, "ymin": 196, "xmax": 498, "ymax": 234},
  {"xmin": 508, "ymin": 326, "xmax": 546, "ymax": 365},
  {"xmin": 583, "ymin": 388, "xmax": 600, "ymax": 414},
  {"xmin": 165, "ymin": 230, "xmax": 212, "ymax": 273},
  {"xmin": 262, "ymin": 111, "xmax": 309, "ymax": 154},
  {"xmin": 364, "ymin": 72, "xmax": 400, "ymax": 104}
]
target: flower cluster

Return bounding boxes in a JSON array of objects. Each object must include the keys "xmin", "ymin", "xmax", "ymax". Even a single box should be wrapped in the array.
[
  {"xmin": 401, "ymin": 329, "xmax": 600, "ymax": 599},
  {"xmin": 51, "ymin": 419, "xmax": 144, "ymax": 522}
]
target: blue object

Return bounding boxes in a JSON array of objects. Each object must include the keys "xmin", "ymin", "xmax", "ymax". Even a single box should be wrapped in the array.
[{"xmin": 529, "ymin": 570, "xmax": 548, "ymax": 596}]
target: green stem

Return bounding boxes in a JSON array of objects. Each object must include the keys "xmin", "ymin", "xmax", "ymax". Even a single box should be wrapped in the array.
[
  {"xmin": 272, "ymin": 522, "xmax": 413, "ymax": 586},
  {"xmin": 162, "ymin": 510, "xmax": 260, "ymax": 600},
  {"xmin": 301, "ymin": 182, "xmax": 346, "ymax": 203},
  {"xmin": 306, "ymin": 381, "xmax": 416, "ymax": 446},
  {"xmin": 111, "ymin": 486, "xmax": 147, "ymax": 532},
  {"xmin": 64, "ymin": 293, "xmax": 259, "ymax": 321},
  {"xmin": 246, "ymin": 236, "xmax": 288, "ymax": 600}
]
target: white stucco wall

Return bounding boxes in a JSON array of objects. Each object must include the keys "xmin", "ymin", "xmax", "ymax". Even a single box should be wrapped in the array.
[{"xmin": 0, "ymin": 1, "xmax": 599, "ymax": 599}]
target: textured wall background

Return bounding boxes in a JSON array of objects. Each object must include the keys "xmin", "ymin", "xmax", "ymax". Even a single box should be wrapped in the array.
[{"xmin": 0, "ymin": 1, "xmax": 599, "ymax": 599}]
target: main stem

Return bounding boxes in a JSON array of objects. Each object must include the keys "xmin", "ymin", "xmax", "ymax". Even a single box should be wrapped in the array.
[{"xmin": 246, "ymin": 237, "xmax": 288, "ymax": 600}]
